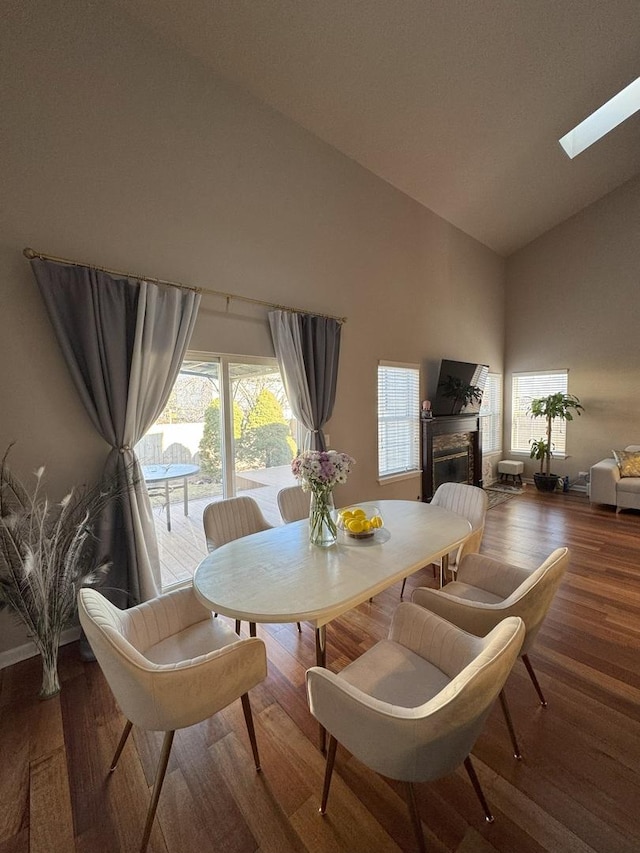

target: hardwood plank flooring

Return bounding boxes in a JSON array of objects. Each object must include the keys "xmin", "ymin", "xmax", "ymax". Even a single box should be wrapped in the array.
[{"xmin": 1, "ymin": 487, "xmax": 639, "ymax": 852}]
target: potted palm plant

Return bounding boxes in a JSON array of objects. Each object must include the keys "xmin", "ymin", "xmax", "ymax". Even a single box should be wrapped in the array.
[{"xmin": 528, "ymin": 392, "xmax": 584, "ymax": 492}]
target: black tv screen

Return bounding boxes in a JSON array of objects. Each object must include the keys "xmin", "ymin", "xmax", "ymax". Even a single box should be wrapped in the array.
[{"xmin": 431, "ymin": 360, "xmax": 489, "ymax": 416}]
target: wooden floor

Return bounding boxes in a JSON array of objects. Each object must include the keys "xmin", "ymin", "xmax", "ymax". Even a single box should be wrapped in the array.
[{"xmin": 1, "ymin": 488, "xmax": 640, "ymax": 852}]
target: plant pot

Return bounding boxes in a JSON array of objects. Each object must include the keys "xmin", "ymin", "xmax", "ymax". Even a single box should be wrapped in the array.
[{"xmin": 533, "ymin": 473, "xmax": 560, "ymax": 493}]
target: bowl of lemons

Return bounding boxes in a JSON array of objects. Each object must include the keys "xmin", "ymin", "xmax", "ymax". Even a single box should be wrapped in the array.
[{"xmin": 337, "ymin": 505, "xmax": 384, "ymax": 539}]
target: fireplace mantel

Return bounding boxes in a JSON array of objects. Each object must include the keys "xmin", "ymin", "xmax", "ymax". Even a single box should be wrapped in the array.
[{"xmin": 421, "ymin": 414, "xmax": 482, "ymax": 502}]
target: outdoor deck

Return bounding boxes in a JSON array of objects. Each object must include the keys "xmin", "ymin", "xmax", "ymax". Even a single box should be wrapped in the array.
[{"xmin": 152, "ymin": 466, "xmax": 294, "ymax": 588}]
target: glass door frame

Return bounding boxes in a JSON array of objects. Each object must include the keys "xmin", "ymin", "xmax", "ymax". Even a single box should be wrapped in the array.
[{"xmin": 187, "ymin": 350, "xmax": 294, "ymax": 499}]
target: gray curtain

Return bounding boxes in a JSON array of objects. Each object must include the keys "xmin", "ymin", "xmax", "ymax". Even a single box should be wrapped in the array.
[
  {"xmin": 269, "ymin": 310, "xmax": 341, "ymax": 451},
  {"xmin": 31, "ymin": 258, "xmax": 200, "ymax": 607}
]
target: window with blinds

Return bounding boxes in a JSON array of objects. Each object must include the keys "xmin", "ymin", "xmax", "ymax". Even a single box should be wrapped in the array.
[
  {"xmin": 377, "ymin": 362, "xmax": 420, "ymax": 479},
  {"xmin": 511, "ymin": 370, "xmax": 569, "ymax": 454},
  {"xmin": 480, "ymin": 373, "xmax": 502, "ymax": 454}
]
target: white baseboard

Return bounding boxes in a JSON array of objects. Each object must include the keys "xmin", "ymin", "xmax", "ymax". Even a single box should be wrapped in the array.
[{"xmin": 0, "ymin": 626, "xmax": 80, "ymax": 671}]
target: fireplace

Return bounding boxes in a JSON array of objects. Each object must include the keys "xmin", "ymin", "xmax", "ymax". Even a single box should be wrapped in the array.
[
  {"xmin": 421, "ymin": 415, "xmax": 482, "ymax": 502},
  {"xmin": 433, "ymin": 448, "xmax": 471, "ymax": 491}
]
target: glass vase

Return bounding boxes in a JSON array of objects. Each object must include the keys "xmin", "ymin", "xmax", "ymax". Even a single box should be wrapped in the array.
[
  {"xmin": 309, "ymin": 488, "xmax": 337, "ymax": 547},
  {"xmin": 37, "ymin": 636, "xmax": 61, "ymax": 699}
]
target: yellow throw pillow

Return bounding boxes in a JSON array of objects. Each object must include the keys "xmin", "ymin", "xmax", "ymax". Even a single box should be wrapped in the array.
[{"xmin": 612, "ymin": 449, "xmax": 640, "ymax": 478}]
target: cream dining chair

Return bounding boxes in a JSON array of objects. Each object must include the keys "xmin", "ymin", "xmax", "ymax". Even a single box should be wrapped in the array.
[
  {"xmin": 411, "ymin": 546, "xmax": 569, "ymax": 759},
  {"xmin": 306, "ymin": 602, "xmax": 525, "ymax": 853},
  {"xmin": 277, "ymin": 485, "xmax": 310, "ymax": 523},
  {"xmin": 400, "ymin": 481, "xmax": 488, "ymax": 596},
  {"xmin": 78, "ymin": 586, "xmax": 267, "ymax": 853},
  {"xmin": 203, "ymin": 495, "xmax": 272, "ymax": 551},
  {"xmin": 203, "ymin": 495, "xmax": 301, "ymax": 633}
]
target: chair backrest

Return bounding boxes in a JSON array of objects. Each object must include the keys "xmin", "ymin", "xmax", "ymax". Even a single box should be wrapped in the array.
[
  {"xmin": 431, "ymin": 482, "xmax": 488, "ymax": 563},
  {"xmin": 78, "ymin": 587, "xmax": 211, "ymax": 730},
  {"xmin": 451, "ymin": 547, "xmax": 569, "ymax": 654},
  {"xmin": 494, "ymin": 547, "xmax": 569, "ymax": 652},
  {"xmin": 402, "ymin": 614, "xmax": 524, "ymax": 781},
  {"xmin": 203, "ymin": 496, "xmax": 272, "ymax": 552},
  {"xmin": 277, "ymin": 485, "xmax": 310, "ymax": 523}
]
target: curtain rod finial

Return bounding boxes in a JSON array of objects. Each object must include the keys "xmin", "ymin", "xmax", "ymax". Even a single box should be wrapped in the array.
[{"xmin": 23, "ymin": 247, "xmax": 37, "ymax": 259}]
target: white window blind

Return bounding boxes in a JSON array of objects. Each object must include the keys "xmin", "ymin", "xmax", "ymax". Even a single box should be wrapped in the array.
[
  {"xmin": 377, "ymin": 362, "xmax": 420, "ymax": 478},
  {"xmin": 480, "ymin": 373, "xmax": 502, "ymax": 454},
  {"xmin": 511, "ymin": 370, "xmax": 569, "ymax": 454}
]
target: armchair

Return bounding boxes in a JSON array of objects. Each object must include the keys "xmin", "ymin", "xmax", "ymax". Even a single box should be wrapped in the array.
[
  {"xmin": 411, "ymin": 547, "xmax": 569, "ymax": 759},
  {"xmin": 306, "ymin": 602, "xmax": 524, "ymax": 852},
  {"xmin": 78, "ymin": 587, "xmax": 267, "ymax": 852}
]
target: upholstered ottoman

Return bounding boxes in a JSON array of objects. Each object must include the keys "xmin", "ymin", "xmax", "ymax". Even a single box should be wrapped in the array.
[{"xmin": 498, "ymin": 460, "xmax": 524, "ymax": 485}]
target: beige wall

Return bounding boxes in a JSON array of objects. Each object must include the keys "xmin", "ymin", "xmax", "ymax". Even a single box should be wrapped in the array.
[
  {"xmin": 0, "ymin": 0, "xmax": 504, "ymax": 655},
  {"xmin": 505, "ymin": 175, "xmax": 640, "ymax": 480}
]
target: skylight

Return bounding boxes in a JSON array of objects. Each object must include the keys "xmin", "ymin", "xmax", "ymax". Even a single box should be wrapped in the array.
[{"xmin": 559, "ymin": 76, "xmax": 640, "ymax": 159}]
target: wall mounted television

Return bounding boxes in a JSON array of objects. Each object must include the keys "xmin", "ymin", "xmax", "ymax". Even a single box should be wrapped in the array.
[{"xmin": 431, "ymin": 360, "xmax": 490, "ymax": 417}]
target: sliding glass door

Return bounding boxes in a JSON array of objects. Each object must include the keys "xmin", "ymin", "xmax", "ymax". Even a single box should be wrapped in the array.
[{"xmin": 136, "ymin": 354, "xmax": 298, "ymax": 588}]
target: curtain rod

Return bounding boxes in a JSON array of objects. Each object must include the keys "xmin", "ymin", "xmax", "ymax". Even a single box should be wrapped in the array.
[{"xmin": 23, "ymin": 247, "xmax": 347, "ymax": 324}]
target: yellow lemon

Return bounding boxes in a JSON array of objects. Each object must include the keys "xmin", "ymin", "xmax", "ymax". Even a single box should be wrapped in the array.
[
  {"xmin": 347, "ymin": 518, "xmax": 364, "ymax": 533},
  {"xmin": 370, "ymin": 515, "xmax": 383, "ymax": 529},
  {"xmin": 340, "ymin": 509, "xmax": 354, "ymax": 521},
  {"xmin": 351, "ymin": 508, "xmax": 366, "ymax": 518},
  {"xmin": 361, "ymin": 519, "xmax": 372, "ymax": 532}
]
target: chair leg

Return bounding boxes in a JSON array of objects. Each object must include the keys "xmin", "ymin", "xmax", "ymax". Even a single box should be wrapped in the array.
[
  {"xmin": 463, "ymin": 756, "xmax": 494, "ymax": 823},
  {"xmin": 404, "ymin": 781, "xmax": 427, "ymax": 853},
  {"xmin": 499, "ymin": 689, "xmax": 522, "ymax": 760},
  {"xmin": 320, "ymin": 735, "xmax": 338, "ymax": 815},
  {"xmin": 400, "ymin": 577, "xmax": 407, "ymax": 598},
  {"xmin": 140, "ymin": 730, "xmax": 174, "ymax": 853},
  {"xmin": 235, "ymin": 619, "xmax": 241, "ymax": 635},
  {"xmin": 296, "ymin": 622, "xmax": 302, "ymax": 632},
  {"xmin": 249, "ymin": 622, "xmax": 257, "ymax": 637},
  {"xmin": 522, "ymin": 653, "xmax": 547, "ymax": 706},
  {"xmin": 110, "ymin": 719, "xmax": 133, "ymax": 771},
  {"xmin": 240, "ymin": 693, "xmax": 261, "ymax": 771}
]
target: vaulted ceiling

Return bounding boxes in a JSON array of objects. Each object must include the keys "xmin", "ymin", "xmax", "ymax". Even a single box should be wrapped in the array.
[{"xmin": 118, "ymin": 0, "xmax": 640, "ymax": 255}]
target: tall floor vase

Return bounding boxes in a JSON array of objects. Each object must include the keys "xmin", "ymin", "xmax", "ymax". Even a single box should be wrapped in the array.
[{"xmin": 35, "ymin": 632, "xmax": 62, "ymax": 698}]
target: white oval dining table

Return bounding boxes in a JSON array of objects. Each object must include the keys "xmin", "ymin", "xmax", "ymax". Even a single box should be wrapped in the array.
[
  {"xmin": 193, "ymin": 499, "xmax": 471, "ymax": 750},
  {"xmin": 192, "ymin": 499, "xmax": 471, "ymax": 662}
]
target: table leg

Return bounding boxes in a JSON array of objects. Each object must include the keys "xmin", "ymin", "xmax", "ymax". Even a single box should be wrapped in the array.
[
  {"xmin": 440, "ymin": 553, "xmax": 449, "ymax": 588},
  {"xmin": 165, "ymin": 480, "xmax": 171, "ymax": 532},
  {"xmin": 315, "ymin": 626, "xmax": 327, "ymax": 752},
  {"xmin": 183, "ymin": 476, "xmax": 189, "ymax": 516}
]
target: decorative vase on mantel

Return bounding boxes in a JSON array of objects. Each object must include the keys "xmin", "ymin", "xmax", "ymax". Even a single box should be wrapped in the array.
[{"xmin": 309, "ymin": 488, "xmax": 337, "ymax": 547}]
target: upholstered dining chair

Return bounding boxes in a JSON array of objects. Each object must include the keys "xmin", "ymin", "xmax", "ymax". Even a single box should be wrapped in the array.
[
  {"xmin": 277, "ymin": 485, "xmax": 310, "ymax": 524},
  {"xmin": 78, "ymin": 586, "xmax": 267, "ymax": 853},
  {"xmin": 307, "ymin": 602, "xmax": 525, "ymax": 853},
  {"xmin": 203, "ymin": 495, "xmax": 272, "ymax": 551},
  {"xmin": 203, "ymin": 495, "xmax": 301, "ymax": 633},
  {"xmin": 411, "ymin": 546, "xmax": 569, "ymax": 759},
  {"xmin": 400, "ymin": 481, "xmax": 488, "ymax": 596}
]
